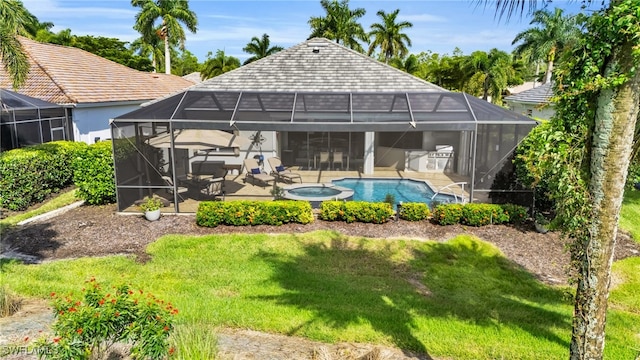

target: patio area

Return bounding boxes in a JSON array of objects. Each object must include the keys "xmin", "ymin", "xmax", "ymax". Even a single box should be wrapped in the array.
[{"xmin": 122, "ymin": 167, "xmax": 470, "ymax": 214}]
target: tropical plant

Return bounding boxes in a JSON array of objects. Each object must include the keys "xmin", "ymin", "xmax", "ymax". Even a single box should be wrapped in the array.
[
  {"xmin": 200, "ymin": 49, "xmax": 240, "ymax": 80},
  {"xmin": 308, "ymin": 0, "xmax": 368, "ymax": 53},
  {"xmin": 131, "ymin": 0, "xmax": 198, "ymax": 74},
  {"xmin": 130, "ymin": 28, "xmax": 165, "ymax": 72},
  {"xmin": 367, "ymin": 9, "xmax": 413, "ymax": 63},
  {"xmin": 464, "ymin": 48, "xmax": 516, "ymax": 104},
  {"xmin": 512, "ymin": 8, "xmax": 583, "ymax": 84},
  {"xmin": 139, "ymin": 196, "xmax": 163, "ymax": 212},
  {"xmin": 242, "ymin": 33, "xmax": 283, "ymax": 65},
  {"xmin": 0, "ymin": 0, "xmax": 35, "ymax": 89},
  {"xmin": 493, "ymin": 0, "xmax": 640, "ymax": 358},
  {"xmin": 389, "ymin": 54, "xmax": 421, "ymax": 76}
]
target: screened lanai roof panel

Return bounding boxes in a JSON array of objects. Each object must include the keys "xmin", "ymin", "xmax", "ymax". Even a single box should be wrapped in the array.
[
  {"xmin": 117, "ymin": 92, "xmax": 185, "ymax": 120},
  {"xmin": 351, "ymin": 93, "xmax": 410, "ymax": 112},
  {"xmin": 465, "ymin": 95, "xmax": 533, "ymax": 122},
  {"xmin": 1, "ymin": 89, "xmax": 62, "ymax": 110}
]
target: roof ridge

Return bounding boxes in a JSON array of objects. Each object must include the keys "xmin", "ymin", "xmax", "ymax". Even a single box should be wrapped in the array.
[
  {"xmin": 19, "ymin": 36, "xmax": 76, "ymax": 104},
  {"xmin": 309, "ymin": 37, "xmax": 448, "ymax": 91}
]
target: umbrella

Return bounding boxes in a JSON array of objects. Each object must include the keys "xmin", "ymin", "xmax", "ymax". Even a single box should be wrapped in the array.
[{"xmin": 148, "ymin": 129, "xmax": 251, "ymax": 150}]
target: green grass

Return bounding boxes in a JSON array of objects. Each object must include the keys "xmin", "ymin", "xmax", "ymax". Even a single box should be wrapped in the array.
[
  {"xmin": 0, "ymin": 188, "xmax": 79, "ymax": 233},
  {"xmin": 620, "ymin": 190, "xmax": 640, "ymax": 243},
  {"xmin": 2, "ymin": 231, "xmax": 639, "ymax": 359}
]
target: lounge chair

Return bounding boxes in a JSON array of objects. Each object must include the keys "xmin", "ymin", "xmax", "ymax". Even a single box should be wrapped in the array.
[
  {"xmin": 267, "ymin": 157, "xmax": 302, "ymax": 183},
  {"xmin": 318, "ymin": 151, "xmax": 330, "ymax": 170},
  {"xmin": 243, "ymin": 158, "xmax": 275, "ymax": 186}
]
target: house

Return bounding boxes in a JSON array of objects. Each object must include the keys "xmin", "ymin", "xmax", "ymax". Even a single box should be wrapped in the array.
[
  {"xmin": 1, "ymin": 89, "xmax": 72, "ymax": 151},
  {"xmin": 0, "ymin": 37, "xmax": 194, "ymax": 146},
  {"xmin": 504, "ymin": 82, "xmax": 554, "ymax": 120},
  {"xmin": 112, "ymin": 38, "xmax": 537, "ymax": 213}
]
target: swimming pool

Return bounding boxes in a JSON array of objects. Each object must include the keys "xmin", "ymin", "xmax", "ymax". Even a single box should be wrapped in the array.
[
  {"xmin": 282, "ymin": 183, "xmax": 354, "ymax": 208},
  {"xmin": 331, "ymin": 178, "xmax": 460, "ymax": 205}
]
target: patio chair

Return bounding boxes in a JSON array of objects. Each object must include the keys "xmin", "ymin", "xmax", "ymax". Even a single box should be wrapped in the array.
[
  {"xmin": 243, "ymin": 158, "xmax": 275, "ymax": 186},
  {"xmin": 267, "ymin": 157, "xmax": 302, "ymax": 183},
  {"xmin": 162, "ymin": 175, "xmax": 189, "ymax": 201},
  {"xmin": 200, "ymin": 176, "xmax": 225, "ymax": 199},
  {"xmin": 318, "ymin": 151, "xmax": 330, "ymax": 170},
  {"xmin": 332, "ymin": 151, "xmax": 343, "ymax": 170}
]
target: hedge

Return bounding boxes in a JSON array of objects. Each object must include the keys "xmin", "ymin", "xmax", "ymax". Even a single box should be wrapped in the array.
[
  {"xmin": 398, "ymin": 202, "xmax": 431, "ymax": 221},
  {"xmin": 0, "ymin": 141, "xmax": 88, "ymax": 210},
  {"xmin": 72, "ymin": 141, "xmax": 116, "ymax": 205},
  {"xmin": 319, "ymin": 201, "xmax": 394, "ymax": 224},
  {"xmin": 196, "ymin": 200, "xmax": 314, "ymax": 227},
  {"xmin": 433, "ymin": 203, "xmax": 528, "ymax": 226}
]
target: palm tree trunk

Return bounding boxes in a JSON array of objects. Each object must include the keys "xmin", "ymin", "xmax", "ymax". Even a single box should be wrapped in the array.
[
  {"xmin": 544, "ymin": 59, "xmax": 553, "ymax": 84},
  {"xmin": 164, "ymin": 32, "xmax": 170, "ymax": 74},
  {"xmin": 569, "ymin": 36, "xmax": 640, "ymax": 360}
]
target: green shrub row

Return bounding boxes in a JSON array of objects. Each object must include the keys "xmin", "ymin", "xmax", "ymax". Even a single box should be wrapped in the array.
[
  {"xmin": 319, "ymin": 201, "xmax": 394, "ymax": 224},
  {"xmin": 196, "ymin": 200, "xmax": 314, "ymax": 227},
  {"xmin": 0, "ymin": 141, "xmax": 88, "ymax": 211},
  {"xmin": 72, "ymin": 141, "xmax": 116, "ymax": 205},
  {"xmin": 433, "ymin": 203, "xmax": 527, "ymax": 226},
  {"xmin": 398, "ymin": 202, "xmax": 431, "ymax": 221}
]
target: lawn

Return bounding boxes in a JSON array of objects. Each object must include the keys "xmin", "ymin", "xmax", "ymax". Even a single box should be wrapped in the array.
[
  {"xmin": 2, "ymin": 231, "xmax": 639, "ymax": 359},
  {"xmin": 620, "ymin": 189, "xmax": 640, "ymax": 242}
]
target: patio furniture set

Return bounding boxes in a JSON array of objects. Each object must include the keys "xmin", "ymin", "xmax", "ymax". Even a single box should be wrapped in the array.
[{"xmin": 244, "ymin": 157, "xmax": 302, "ymax": 187}]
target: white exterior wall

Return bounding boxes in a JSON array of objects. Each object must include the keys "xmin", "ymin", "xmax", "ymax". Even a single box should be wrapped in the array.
[
  {"xmin": 506, "ymin": 102, "xmax": 555, "ymax": 121},
  {"xmin": 73, "ymin": 102, "xmax": 144, "ymax": 144}
]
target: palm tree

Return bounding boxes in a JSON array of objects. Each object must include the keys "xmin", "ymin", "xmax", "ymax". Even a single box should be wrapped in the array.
[
  {"xmin": 0, "ymin": 0, "xmax": 36, "ymax": 89},
  {"xmin": 200, "ymin": 50, "xmax": 240, "ymax": 80},
  {"xmin": 130, "ymin": 29, "xmax": 165, "ymax": 72},
  {"xmin": 367, "ymin": 9, "xmax": 413, "ymax": 64},
  {"xmin": 131, "ymin": 0, "xmax": 197, "ymax": 75},
  {"xmin": 489, "ymin": 1, "xmax": 640, "ymax": 359},
  {"xmin": 308, "ymin": 0, "xmax": 368, "ymax": 53},
  {"xmin": 242, "ymin": 33, "xmax": 283, "ymax": 65},
  {"xmin": 464, "ymin": 49, "xmax": 515, "ymax": 104},
  {"xmin": 389, "ymin": 54, "xmax": 420, "ymax": 76},
  {"xmin": 512, "ymin": 8, "xmax": 582, "ymax": 84}
]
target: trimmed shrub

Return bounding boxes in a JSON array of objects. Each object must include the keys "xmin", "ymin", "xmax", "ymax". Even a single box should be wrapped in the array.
[
  {"xmin": 0, "ymin": 141, "xmax": 87, "ymax": 211},
  {"xmin": 460, "ymin": 203, "xmax": 509, "ymax": 226},
  {"xmin": 433, "ymin": 203, "xmax": 464, "ymax": 225},
  {"xmin": 319, "ymin": 201, "xmax": 393, "ymax": 224},
  {"xmin": 196, "ymin": 200, "xmax": 313, "ymax": 227},
  {"xmin": 500, "ymin": 203, "xmax": 528, "ymax": 224},
  {"xmin": 398, "ymin": 202, "xmax": 431, "ymax": 221},
  {"xmin": 73, "ymin": 141, "xmax": 116, "ymax": 205}
]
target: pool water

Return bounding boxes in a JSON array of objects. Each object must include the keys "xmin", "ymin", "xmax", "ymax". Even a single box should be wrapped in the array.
[
  {"xmin": 288, "ymin": 187, "xmax": 341, "ymax": 197},
  {"xmin": 331, "ymin": 178, "xmax": 458, "ymax": 205}
]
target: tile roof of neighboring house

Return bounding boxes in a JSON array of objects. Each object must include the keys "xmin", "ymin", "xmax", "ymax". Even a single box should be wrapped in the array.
[
  {"xmin": 196, "ymin": 38, "xmax": 445, "ymax": 92},
  {"xmin": 182, "ymin": 72, "xmax": 202, "ymax": 84},
  {"xmin": 0, "ymin": 37, "xmax": 194, "ymax": 105},
  {"xmin": 507, "ymin": 81, "xmax": 541, "ymax": 95},
  {"xmin": 504, "ymin": 82, "xmax": 553, "ymax": 104}
]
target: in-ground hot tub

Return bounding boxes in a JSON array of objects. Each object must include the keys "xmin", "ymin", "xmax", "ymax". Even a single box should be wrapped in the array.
[{"xmin": 282, "ymin": 183, "xmax": 354, "ymax": 208}]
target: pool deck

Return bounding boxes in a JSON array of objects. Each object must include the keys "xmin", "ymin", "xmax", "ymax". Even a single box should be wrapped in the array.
[{"xmin": 165, "ymin": 167, "xmax": 471, "ymax": 213}]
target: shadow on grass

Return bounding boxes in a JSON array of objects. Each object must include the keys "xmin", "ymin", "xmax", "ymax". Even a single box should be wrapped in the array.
[
  {"xmin": 0, "ymin": 222, "xmax": 60, "ymax": 262},
  {"xmin": 255, "ymin": 231, "xmax": 570, "ymax": 358}
]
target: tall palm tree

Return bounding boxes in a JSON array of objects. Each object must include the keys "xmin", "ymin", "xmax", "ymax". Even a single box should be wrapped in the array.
[
  {"xmin": 511, "ymin": 8, "xmax": 582, "ymax": 84},
  {"xmin": 490, "ymin": 1, "xmax": 640, "ymax": 359},
  {"xmin": 367, "ymin": 9, "xmax": 413, "ymax": 64},
  {"xmin": 242, "ymin": 33, "xmax": 283, "ymax": 65},
  {"xmin": 308, "ymin": 0, "xmax": 368, "ymax": 53},
  {"xmin": 200, "ymin": 50, "xmax": 240, "ymax": 80},
  {"xmin": 131, "ymin": 0, "xmax": 197, "ymax": 75},
  {"xmin": 0, "ymin": 0, "xmax": 36, "ymax": 89}
]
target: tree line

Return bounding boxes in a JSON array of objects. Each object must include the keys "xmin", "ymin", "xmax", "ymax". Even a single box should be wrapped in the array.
[{"xmin": 2, "ymin": 0, "xmax": 583, "ymax": 105}]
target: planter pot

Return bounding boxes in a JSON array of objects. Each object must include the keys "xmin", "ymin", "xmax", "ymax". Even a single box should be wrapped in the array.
[
  {"xmin": 535, "ymin": 221, "xmax": 548, "ymax": 234},
  {"xmin": 144, "ymin": 209, "xmax": 161, "ymax": 221}
]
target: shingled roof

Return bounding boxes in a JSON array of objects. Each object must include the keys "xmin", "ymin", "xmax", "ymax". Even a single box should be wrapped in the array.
[
  {"xmin": 196, "ymin": 38, "xmax": 445, "ymax": 92},
  {"xmin": 504, "ymin": 82, "xmax": 553, "ymax": 104},
  {"xmin": 0, "ymin": 37, "xmax": 194, "ymax": 105}
]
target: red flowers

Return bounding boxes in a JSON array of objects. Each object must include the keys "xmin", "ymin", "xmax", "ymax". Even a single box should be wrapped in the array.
[{"xmin": 76, "ymin": 328, "xmax": 83, "ymax": 334}]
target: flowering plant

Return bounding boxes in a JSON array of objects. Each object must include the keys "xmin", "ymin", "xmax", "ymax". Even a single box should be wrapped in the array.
[{"xmin": 36, "ymin": 277, "xmax": 177, "ymax": 359}]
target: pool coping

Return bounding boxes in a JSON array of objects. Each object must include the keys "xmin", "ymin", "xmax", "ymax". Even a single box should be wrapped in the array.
[{"xmin": 281, "ymin": 183, "xmax": 354, "ymax": 202}]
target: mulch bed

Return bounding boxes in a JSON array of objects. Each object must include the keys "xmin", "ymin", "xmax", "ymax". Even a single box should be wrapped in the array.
[{"xmin": 2, "ymin": 203, "xmax": 640, "ymax": 286}]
